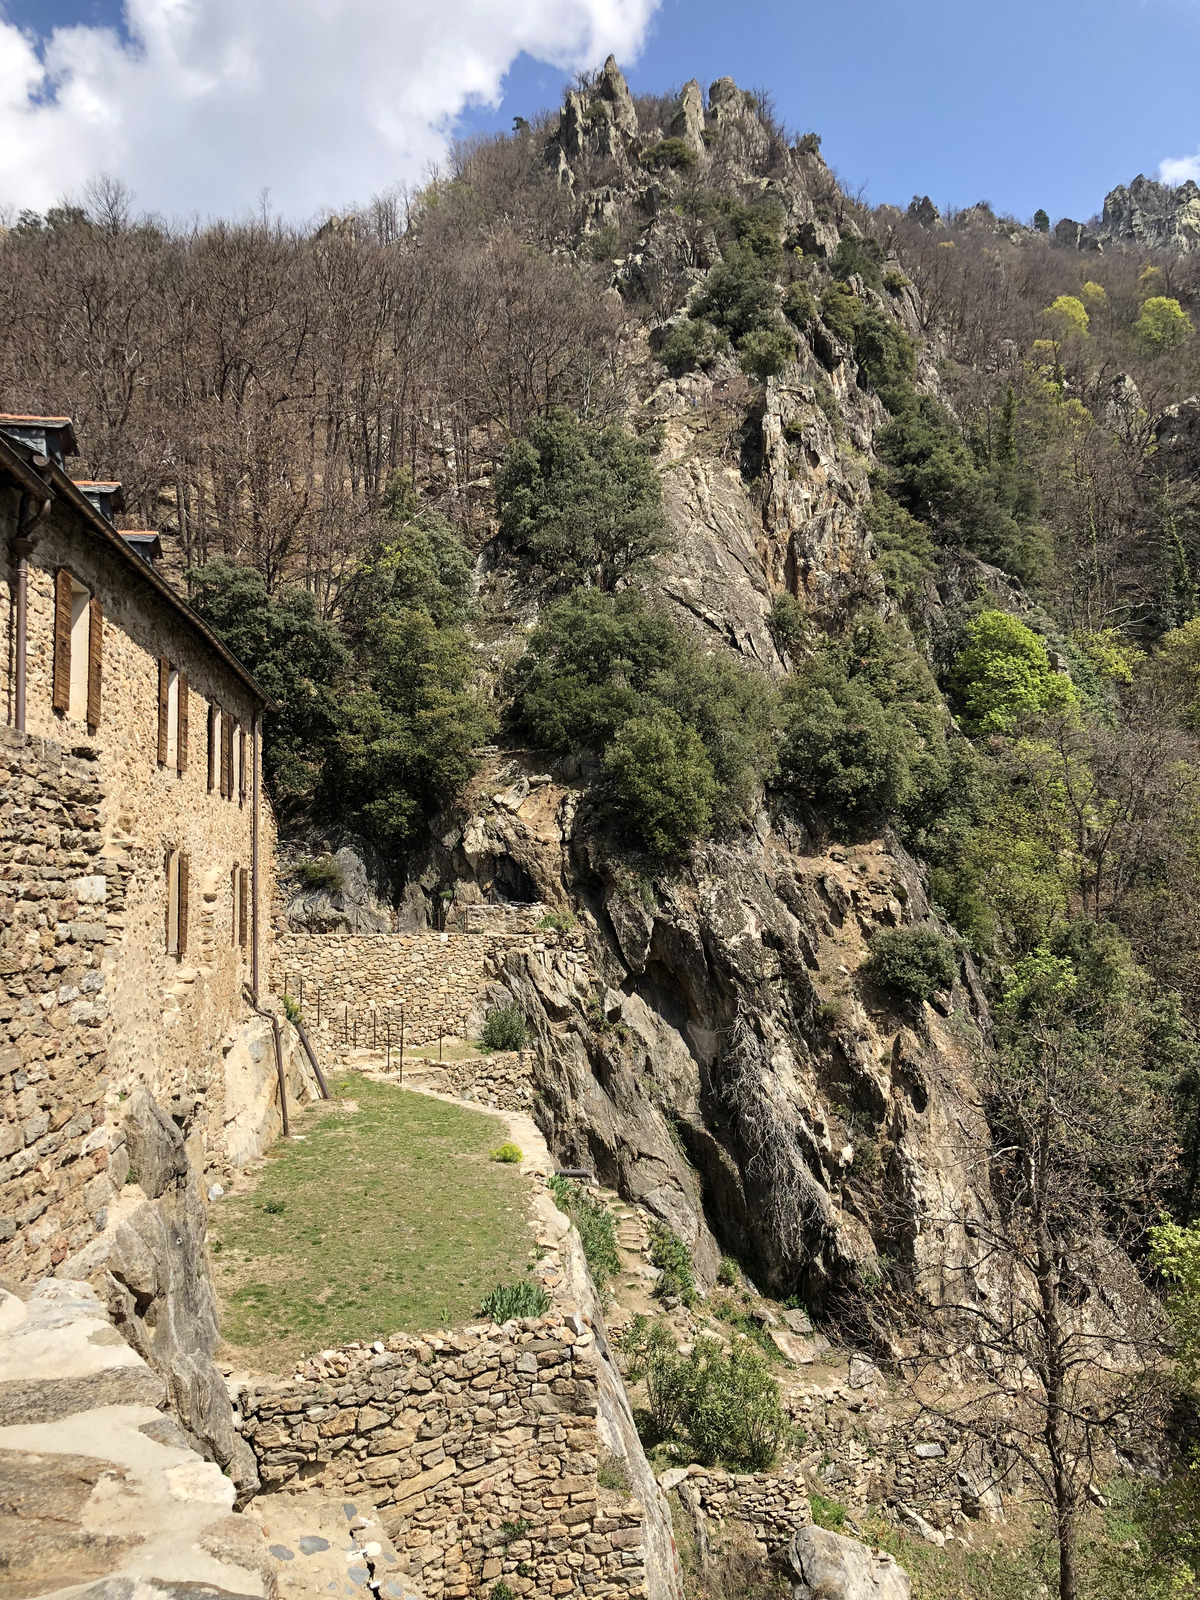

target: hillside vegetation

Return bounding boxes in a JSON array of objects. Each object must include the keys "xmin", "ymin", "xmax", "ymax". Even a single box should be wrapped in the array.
[{"xmin": 9, "ymin": 63, "xmax": 1200, "ymax": 1600}]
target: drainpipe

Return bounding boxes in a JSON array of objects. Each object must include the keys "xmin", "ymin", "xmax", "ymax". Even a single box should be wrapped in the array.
[
  {"xmin": 13, "ymin": 491, "xmax": 51, "ymax": 733},
  {"xmin": 251, "ymin": 711, "xmax": 261, "ymax": 999}
]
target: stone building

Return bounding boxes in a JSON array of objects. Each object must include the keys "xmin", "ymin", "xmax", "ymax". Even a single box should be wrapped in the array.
[{"xmin": 0, "ymin": 412, "xmax": 311, "ymax": 1288}]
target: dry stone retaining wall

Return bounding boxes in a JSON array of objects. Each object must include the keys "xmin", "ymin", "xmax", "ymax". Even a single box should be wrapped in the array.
[
  {"xmin": 241, "ymin": 1316, "xmax": 654, "ymax": 1600},
  {"xmin": 276, "ymin": 930, "xmax": 588, "ymax": 1048}
]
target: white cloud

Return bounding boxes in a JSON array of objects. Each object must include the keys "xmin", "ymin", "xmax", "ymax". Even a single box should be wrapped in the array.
[
  {"xmin": 1160, "ymin": 150, "xmax": 1200, "ymax": 186},
  {"xmin": 0, "ymin": 0, "xmax": 659, "ymax": 219}
]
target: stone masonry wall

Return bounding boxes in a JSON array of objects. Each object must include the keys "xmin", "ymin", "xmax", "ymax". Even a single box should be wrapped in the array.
[
  {"xmin": 276, "ymin": 930, "xmax": 588, "ymax": 1048},
  {"xmin": 0, "ymin": 728, "xmax": 128, "ymax": 1281},
  {"xmin": 242, "ymin": 1315, "xmax": 652, "ymax": 1600}
]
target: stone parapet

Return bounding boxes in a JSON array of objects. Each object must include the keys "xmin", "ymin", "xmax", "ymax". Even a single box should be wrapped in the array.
[{"xmin": 242, "ymin": 1316, "xmax": 651, "ymax": 1600}]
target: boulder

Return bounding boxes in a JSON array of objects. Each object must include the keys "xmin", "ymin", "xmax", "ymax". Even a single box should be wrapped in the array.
[
  {"xmin": 123, "ymin": 1088, "xmax": 188, "ymax": 1199},
  {"xmin": 785, "ymin": 1525, "xmax": 910, "ymax": 1600}
]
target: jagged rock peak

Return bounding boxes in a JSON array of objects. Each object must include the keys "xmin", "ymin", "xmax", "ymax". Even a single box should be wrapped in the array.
[
  {"xmin": 1100, "ymin": 172, "xmax": 1200, "ymax": 252},
  {"xmin": 554, "ymin": 55, "xmax": 639, "ymax": 174},
  {"xmin": 669, "ymin": 78, "xmax": 706, "ymax": 157}
]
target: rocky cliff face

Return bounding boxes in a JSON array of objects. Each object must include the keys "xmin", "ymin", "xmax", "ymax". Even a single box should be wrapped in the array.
[{"xmin": 394, "ymin": 65, "xmax": 1003, "ymax": 1333}]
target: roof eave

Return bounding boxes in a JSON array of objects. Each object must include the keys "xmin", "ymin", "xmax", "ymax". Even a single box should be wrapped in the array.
[{"xmin": 0, "ymin": 436, "xmax": 276, "ymax": 711}]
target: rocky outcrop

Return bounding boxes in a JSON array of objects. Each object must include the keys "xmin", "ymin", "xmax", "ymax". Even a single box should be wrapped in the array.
[
  {"xmin": 1100, "ymin": 174, "xmax": 1200, "ymax": 253},
  {"xmin": 58, "ymin": 1087, "xmax": 268, "ymax": 1500},
  {"xmin": 785, "ymin": 1525, "xmax": 910, "ymax": 1600},
  {"xmin": 281, "ymin": 836, "xmax": 398, "ymax": 933}
]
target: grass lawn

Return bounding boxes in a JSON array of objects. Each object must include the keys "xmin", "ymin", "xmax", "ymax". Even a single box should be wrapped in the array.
[{"xmin": 209, "ymin": 1076, "xmax": 535, "ymax": 1372}]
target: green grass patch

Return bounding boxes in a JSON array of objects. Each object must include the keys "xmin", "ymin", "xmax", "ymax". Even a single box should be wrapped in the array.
[
  {"xmin": 549, "ymin": 1176, "xmax": 621, "ymax": 1291},
  {"xmin": 210, "ymin": 1077, "xmax": 533, "ymax": 1370}
]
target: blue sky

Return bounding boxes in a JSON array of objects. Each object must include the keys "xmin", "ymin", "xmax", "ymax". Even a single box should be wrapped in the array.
[
  {"xmin": 2, "ymin": 0, "xmax": 1199, "ymax": 221},
  {"xmin": 456, "ymin": 0, "xmax": 1200, "ymax": 224}
]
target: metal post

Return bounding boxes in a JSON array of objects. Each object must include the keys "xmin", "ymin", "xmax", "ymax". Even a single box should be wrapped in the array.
[
  {"xmin": 439, "ymin": 1027, "xmax": 443, "ymax": 1062},
  {"xmin": 399, "ymin": 1007, "xmax": 405, "ymax": 1085},
  {"xmin": 251, "ymin": 714, "xmax": 262, "ymax": 999},
  {"xmin": 300, "ymin": 975, "xmax": 304, "ymax": 1007},
  {"xmin": 372, "ymin": 1010, "xmax": 376, "ymax": 1050},
  {"xmin": 386, "ymin": 1016, "xmax": 391, "ymax": 1073},
  {"xmin": 284, "ymin": 972, "xmax": 289, "ymax": 997},
  {"xmin": 317, "ymin": 988, "xmax": 321, "ymax": 1026},
  {"xmin": 353, "ymin": 1013, "xmax": 358, "ymax": 1049}
]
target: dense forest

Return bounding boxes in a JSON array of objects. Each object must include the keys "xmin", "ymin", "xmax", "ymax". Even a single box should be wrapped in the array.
[{"xmin": 9, "ymin": 62, "xmax": 1200, "ymax": 1599}]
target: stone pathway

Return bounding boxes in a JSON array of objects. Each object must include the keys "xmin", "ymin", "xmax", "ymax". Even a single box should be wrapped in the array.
[
  {"xmin": 245, "ymin": 1491, "xmax": 423, "ymax": 1600},
  {"xmin": 0, "ymin": 1278, "xmax": 273, "ymax": 1600}
]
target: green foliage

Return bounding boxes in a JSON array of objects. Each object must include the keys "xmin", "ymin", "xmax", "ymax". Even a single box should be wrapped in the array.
[
  {"xmin": 596, "ymin": 1451, "xmax": 630, "ymax": 1492},
  {"xmin": 481, "ymin": 1005, "xmax": 529, "ymax": 1052},
  {"xmin": 782, "ymin": 281, "xmax": 816, "ymax": 328},
  {"xmin": 717, "ymin": 1256, "xmax": 740, "ymax": 1287},
  {"xmin": 830, "ymin": 233, "xmax": 885, "ymax": 291},
  {"xmin": 1033, "ymin": 207, "xmax": 1050, "ymax": 232},
  {"xmin": 322, "ymin": 608, "xmax": 493, "ymax": 853},
  {"xmin": 192, "ymin": 540, "xmax": 488, "ymax": 855},
  {"xmin": 601, "ymin": 712, "xmax": 718, "ymax": 857},
  {"xmin": 867, "ymin": 927, "xmax": 958, "ymax": 1003},
  {"xmin": 495, "ymin": 408, "xmax": 672, "ymax": 590},
  {"xmin": 480, "ymin": 1280, "xmax": 551, "ymax": 1321},
  {"xmin": 808, "ymin": 1492, "xmax": 848, "ymax": 1531},
  {"xmin": 536, "ymin": 911, "xmax": 577, "ymax": 933},
  {"xmin": 490, "ymin": 1583, "xmax": 516, "ymax": 1600},
  {"xmin": 658, "ymin": 316, "xmax": 729, "ymax": 377},
  {"xmin": 549, "ymin": 1176, "xmax": 621, "ymax": 1290},
  {"xmin": 863, "ymin": 487, "xmax": 936, "ymax": 604},
  {"xmin": 512, "ymin": 588, "xmax": 777, "ymax": 856},
  {"xmin": 641, "ymin": 137, "xmax": 698, "ymax": 171},
  {"xmin": 647, "ymin": 1220, "xmax": 696, "ymax": 1304},
  {"xmin": 876, "ymin": 393, "xmax": 1047, "ymax": 582},
  {"xmin": 1043, "ymin": 294, "xmax": 1090, "ymax": 336},
  {"xmin": 690, "ymin": 242, "xmax": 778, "ymax": 344},
  {"xmin": 489, "ymin": 1142, "xmax": 523, "ymax": 1163},
  {"xmin": 188, "ymin": 558, "xmax": 348, "ymax": 807},
  {"xmin": 882, "ymin": 269, "xmax": 910, "ymax": 294},
  {"xmin": 295, "ymin": 854, "xmax": 343, "ymax": 893},
  {"xmin": 738, "ymin": 325, "xmax": 796, "ymax": 380},
  {"xmin": 818, "ymin": 283, "xmax": 916, "ymax": 412},
  {"xmin": 281, "ymin": 995, "xmax": 302, "ymax": 1026},
  {"xmin": 769, "ymin": 592, "xmax": 809, "ymax": 654},
  {"xmin": 1135, "ymin": 295, "xmax": 1192, "ymax": 352},
  {"xmin": 779, "ymin": 612, "xmax": 962, "ymax": 840},
  {"xmin": 951, "ymin": 609, "xmax": 1080, "ymax": 734},
  {"xmin": 1149, "ymin": 1217, "xmax": 1200, "ymax": 1388},
  {"xmin": 616, "ymin": 1318, "xmax": 790, "ymax": 1470}
]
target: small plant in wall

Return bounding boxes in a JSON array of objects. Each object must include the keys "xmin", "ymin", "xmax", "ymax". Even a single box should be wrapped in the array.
[{"xmin": 489, "ymin": 1142, "xmax": 523, "ymax": 1164}]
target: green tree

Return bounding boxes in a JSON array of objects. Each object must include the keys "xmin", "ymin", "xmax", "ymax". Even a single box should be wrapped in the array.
[
  {"xmin": 188, "ymin": 558, "xmax": 348, "ymax": 811},
  {"xmin": 496, "ymin": 409, "xmax": 672, "ymax": 590},
  {"xmin": 513, "ymin": 588, "xmax": 777, "ymax": 854},
  {"xmin": 1043, "ymin": 295, "xmax": 1089, "ymax": 337},
  {"xmin": 689, "ymin": 242, "xmax": 778, "ymax": 344},
  {"xmin": 1033, "ymin": 208, "xmax": 1050, "ymax": 233},
  {"xmin": 1135, "ymin": 296, "xmax": 1193, "ymax": 352},
  {"xmin": 601, "ymin": 712, "xmax": 718, "ymax": 857},
  {"xmin": 951, "ymin": 610, "xmax": 1080, "ymax": 734},
  {"xmin": 324, "ymin": 609, "xmax": 493, "ymax": 852}
]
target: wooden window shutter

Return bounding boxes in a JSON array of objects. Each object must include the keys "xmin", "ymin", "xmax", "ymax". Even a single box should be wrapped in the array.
[
  {"xmin": 207, "ymin": 703, "xmax": 216, "ymax": 790},
  {"xmin": 86, "ymin": 597, "xmax": 103, "ymax": 727},
  {"xmin": 177, "ymin": 672, "xmax": 189, "ymax": 774},
  {"xmin": 157, "ymin": 658, "xmax": 170, "ymax": 764},
  {"xmin": 178, "ymin": 853, "xmax": 190, "ymax": 956},
  {"xmin": 53, "ymin": 569, "xmax": 73, "ymax": 713},
  {"xmin": 238, "ymin": 726, "xmax": 247, "ymax": 804},
  {"xmin": 238, "ymin": 866, "xmax": 249, "ymax": 948},
  {"xmin": 165, "ymin": 848, "xmax": 173, "ymax": 952},
  {"xmin": 231, "ymin": 864, "xmax": 239, "ymax": 946},
  {"xmin": 221, "ymin": 713, "xmax": 233, "ymax": 799}
]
